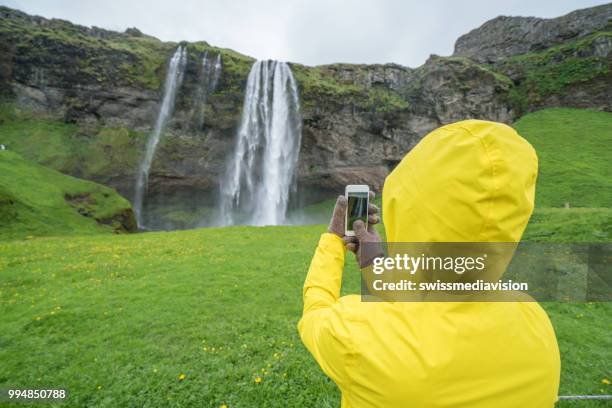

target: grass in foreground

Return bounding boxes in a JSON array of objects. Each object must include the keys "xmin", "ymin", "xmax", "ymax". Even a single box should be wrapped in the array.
[{"xmin": 0, "ymin": 217, "xmax": 610, "ymax": 407}]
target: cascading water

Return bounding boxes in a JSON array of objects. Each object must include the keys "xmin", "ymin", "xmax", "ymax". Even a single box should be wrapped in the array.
[
  {"xmin": 194, "ymin": 51, "xmax": 222, "ymax": 130},
  {"xmin": 219, "ymin": 60, "xmax": 302, "ymax": 226},
  {"xmin": 133, "ymin": 46, "xmax": 187, "ymax": 228}
]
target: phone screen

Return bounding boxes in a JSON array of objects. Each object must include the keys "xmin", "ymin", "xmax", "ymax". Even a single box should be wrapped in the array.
[{"xmin": 347, "ymin": 192, "xmax": 368, "ymax": 232}]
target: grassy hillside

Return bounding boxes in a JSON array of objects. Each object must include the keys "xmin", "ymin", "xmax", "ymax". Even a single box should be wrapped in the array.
[
  {"xmin": 0, "ymin": 150, "xmax": 135, "ymax": 239},
  {"xmin": 514, "ymin": 108, "xmax": 612, "ymax": 208}
]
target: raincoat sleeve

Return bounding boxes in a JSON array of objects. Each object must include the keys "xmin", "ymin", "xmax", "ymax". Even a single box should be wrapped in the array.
[{"xmin": 298, "ymin": 233, "xmax": 353, "ymax": 388}]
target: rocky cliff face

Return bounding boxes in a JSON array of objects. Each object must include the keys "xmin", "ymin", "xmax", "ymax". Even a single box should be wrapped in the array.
[
  {"xmin": 0, "ymin": 5, "xmax": 609, "ymax": 228},
  {"xmin": 293, "ymin": 57, "xmax": 514, "ymax": 202},
  {"xmin": 454, "ymin": 3, "xmax": 612, "ymax": 63}
]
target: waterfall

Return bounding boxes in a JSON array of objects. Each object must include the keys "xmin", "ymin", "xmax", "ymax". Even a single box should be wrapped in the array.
[
  {"xmin": 194, "ymin": 51, "xmax": 222, "ymax": 130},
  {"xmin": 219, "ymin": 60, "xmax": 302, "ymax": 226},
  {"xmin": 133, "ymin": 46, "xmax": 187, "ymax": 228},
  {"xmin": 211, "ymin": 53, "xmax": 222, "ymax": 90}
]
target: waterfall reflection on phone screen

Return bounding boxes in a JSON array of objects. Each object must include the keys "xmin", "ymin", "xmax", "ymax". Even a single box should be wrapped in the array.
[{"xmin": 347, "ymin": 192, "xmax": 368, "ymax": 231}]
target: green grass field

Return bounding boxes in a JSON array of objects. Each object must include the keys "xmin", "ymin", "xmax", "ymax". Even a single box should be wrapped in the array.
[
  {"xmin": 0, "ymin": 222, "xmax": 610, "ymax": 407},
  {"xmin": 0, "ymin": 107, "xmax": 610, "ymax": 406}
]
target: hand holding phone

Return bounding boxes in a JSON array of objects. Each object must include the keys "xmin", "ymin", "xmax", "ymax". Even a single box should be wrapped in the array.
[
  {"xmin": 327, "ymin": 186, "xmax": 379, "ymax": 238},
  {"xmin": 342, "ymin": 187, "xmax": 383, "ymax": 268}
]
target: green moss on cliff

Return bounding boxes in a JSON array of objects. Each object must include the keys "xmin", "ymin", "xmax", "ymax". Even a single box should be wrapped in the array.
[
  {"xmin": 292, "ymin": 64, "xmax": 361, "ymax": 97},
  {"xmin": 185, "ymin": 41, "xmax": 254, "ymax": 77},
  {"xmin": 362, "ymin": 86, "xmax": 410, "ymax": 113},
  {"xmin": 0, "ymin": 104, "xmax": 145, "ymax": 183},
  {"xmin": 84, "ymin": 126, "xmax": 146, "ymax": 180},
  {"xmin": 292, "ymin": 64, "xmax": 410, "ymax": 113},
  {"xmin": 427, "ymin": 56, "xmax": 514, "ymax": 87},
  {"xmin": 0, "ymin": 8, "xmax": 172, "ymax": 90},
  {"xmin": 501, "ymin": 31, "xmax": 611, "ymax": 114},
  {"xmin": 415, "ymin": 56, "xmax": 514, "ymax": 95}
]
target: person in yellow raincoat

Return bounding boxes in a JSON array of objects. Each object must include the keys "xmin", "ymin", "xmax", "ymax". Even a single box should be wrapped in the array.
[{"xmin": 298, "ymin": 120, "xmax": 560, "ymax": 407}]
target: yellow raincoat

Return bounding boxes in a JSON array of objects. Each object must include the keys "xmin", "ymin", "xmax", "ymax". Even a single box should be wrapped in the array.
[{"xmin": 298, "ymin": 120, "xmax": 560, "ymax": 407}]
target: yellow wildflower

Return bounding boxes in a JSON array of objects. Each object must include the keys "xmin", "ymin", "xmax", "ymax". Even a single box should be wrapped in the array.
[
  {"xmin": 254, "ymin": 376, "xmax": 262, "ymax": 384},
  {"xmin": 178, "ymin": 373, "xmax": 186, "ymax": 381},
  {"xmin": 602, "ymin": 378, "xmax": 610, "ymax": 385}
]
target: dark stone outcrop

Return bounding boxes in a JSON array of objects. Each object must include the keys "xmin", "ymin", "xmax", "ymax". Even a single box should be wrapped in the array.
[
  {"xmin": 64, "ymin": 192, "xmax": 137, "ymax": 232},
  {"xmin": 453, "ymin": 3, "xmax": 612, "ymax": 63}
]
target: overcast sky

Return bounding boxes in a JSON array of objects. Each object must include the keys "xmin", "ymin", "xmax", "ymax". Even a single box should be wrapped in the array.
[{"xmin": 2, "ymin": 0, "xmax": 609, "ymax": 67}]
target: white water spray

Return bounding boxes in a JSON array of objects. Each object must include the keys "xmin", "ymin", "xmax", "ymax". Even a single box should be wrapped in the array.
[
  {"xmin": 211, "ymin": 53, "xmax": 222, "ymax": 90},
  {"xmin": 219, "ymin": 60, "xmax": 302, "ymax": 226},
  {"xmin": 133, "ymin": 46, "xmax": 187, "ymax": 228},
  {"xmin": 194, "ymin": 51, "xmax": 222, "ymax": 129}
]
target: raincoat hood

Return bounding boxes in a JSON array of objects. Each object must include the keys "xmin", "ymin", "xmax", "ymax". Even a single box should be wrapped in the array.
[{"xmin": 383, "ymin": 120, "xmax": 538, "ymax": 243}]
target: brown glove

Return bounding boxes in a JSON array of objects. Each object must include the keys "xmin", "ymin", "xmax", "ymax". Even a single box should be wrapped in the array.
[
  {"xmin": 328, "ymin": 191, "xmax": 380, "ymax": 238},
  {"xmin": 343, "ymin": 195, "xmax": 383, "ymax": 267}
]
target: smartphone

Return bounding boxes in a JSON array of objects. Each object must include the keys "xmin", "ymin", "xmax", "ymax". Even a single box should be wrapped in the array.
[{"xmin": 345, "ymin": 185, "xmax": 369, "ymax": 236}]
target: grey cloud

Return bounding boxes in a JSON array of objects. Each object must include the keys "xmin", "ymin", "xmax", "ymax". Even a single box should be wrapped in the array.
[{"xmin": 1, "ymin": 0, "xmax": 608, "ymax": 67}]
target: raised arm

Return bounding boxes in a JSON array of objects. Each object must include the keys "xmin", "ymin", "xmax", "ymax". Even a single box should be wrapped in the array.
[
  {"xmin": 302, "ymin": 195, "xmax": 348, "ymax": 314},
  {"xmin": 298, "ymin": 194, "xmax": 379, "ymax": 387}
]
